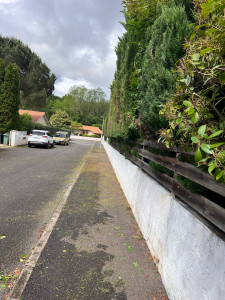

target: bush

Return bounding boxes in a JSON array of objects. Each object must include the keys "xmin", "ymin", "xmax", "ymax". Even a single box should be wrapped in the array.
[{"xmin": 81, "ymin": 134, "xmax": 100, "ymax": 138}]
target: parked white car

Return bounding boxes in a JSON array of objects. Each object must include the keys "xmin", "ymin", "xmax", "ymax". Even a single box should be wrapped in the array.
[{"xmin": 28, "ymin": 130, "xmax": 54, "ymax": 148}]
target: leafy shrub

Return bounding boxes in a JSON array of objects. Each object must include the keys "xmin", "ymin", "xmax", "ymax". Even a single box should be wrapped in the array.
[{"xmin": 160, "ymin": 0, "xmax": 225, "ymax": 182}]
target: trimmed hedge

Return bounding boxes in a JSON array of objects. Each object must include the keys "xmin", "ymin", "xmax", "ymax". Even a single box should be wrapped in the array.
[
  {"xmin": 81, "ymin": 134, "xmax": 100, "ymax": 138},
  {"xmin": 26, "ymin": 122, "xmax": 71, "ymax": 136}
]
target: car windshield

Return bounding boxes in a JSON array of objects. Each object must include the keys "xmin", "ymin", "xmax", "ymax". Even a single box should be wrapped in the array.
[
  {"xmin": 31, "ymin": 131, "xmax": 45, "ymax": 136},
  {"xmin": 55, "ymin": 133, "xmax": 66, "ymax": 138}
]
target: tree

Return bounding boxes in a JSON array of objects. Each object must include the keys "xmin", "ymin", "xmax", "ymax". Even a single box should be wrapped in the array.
[
  {"xmin": 19, "ymin": 112, "xmax": 32, "ymax": 131},
  {"xmin": 106, "ymin": 0, "xmax": 194, "ymax": 140},
  {"xmin": 69, "ymin": 120, "xmax": 83, "ymax": 132},
  {"xmin": 0, "ymin": 59, "xmax": 20, "ymax": 133},
  {"xmin": 49, "ymin": 109, "xmax": 72, "ymax": 128},
  {"xmin": 138, "ymin": 2, "xmax": 193, "ymax": 134},
  {"xmin": 48, "ymin": 86, "xmax": 109, "ymax": 125},
  {"xmin": 0, "ymin": 36, "xmax": 56, "ymax": 110}
]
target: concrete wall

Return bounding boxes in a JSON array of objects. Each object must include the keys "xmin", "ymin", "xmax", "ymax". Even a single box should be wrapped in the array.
[
  {"xmin": 10, "ymin": 130, "xmax": 27, "ymax": 146},
  {"xmin": 103, "ymin": 141, "xmax": 225, "ymax": 300}
]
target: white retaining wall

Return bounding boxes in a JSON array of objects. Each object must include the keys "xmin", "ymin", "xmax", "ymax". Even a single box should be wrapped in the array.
[
  {"xmin": 10, "ymin": 130, "xmax": 27, "ymax": 146},
  {"xmin": 103, "ymin": 141, "xmax": 225, "ymax": 300}
]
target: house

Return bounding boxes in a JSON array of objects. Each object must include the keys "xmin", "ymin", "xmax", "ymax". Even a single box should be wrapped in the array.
[
  {"xmin": 19, "ymin": 109, "xmax": 51, "ymax": 126},
  {"xmin": 79, "ymin": 125, "xmax": 103, "ymax": 137}
]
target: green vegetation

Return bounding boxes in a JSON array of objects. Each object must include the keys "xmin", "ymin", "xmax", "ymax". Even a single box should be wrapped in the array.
[
  {"xmin": 0, "ymin": 36, "xmax": 56, "ymax": 110},
  {"xmin": 160, "ymin": 0, "xmax": 225, "ymax": 182},
  {"xmin": 49, "ymin": 109, "xmax": 72, "ymax": 128},
  {"xmin": 0, "ymin": 58, "xmax": 20, "ymax": 133},
  {"xmin": 106, "ymin": 0, "xmax": 224, "ymax": 182},
  {"xmin": 81, "ymin": 134, "xmax": 100, "ymax": 138},
  {"xmin": 46, "ymin": 85, "xmax": 109, "ymax": 127},
  {"xmin": 107, "ymin": 0, "xmax": 194, "ymax": 140}
]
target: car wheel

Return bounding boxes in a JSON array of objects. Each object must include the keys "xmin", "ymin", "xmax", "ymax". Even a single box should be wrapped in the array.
[
  {"xmin": 28, "ymin": 143, "xmax": 31, "ymax": 148},
  {"xmin": 46, "ymin": 142, "xmax": 50, "ymax": 149},
  {"xmin": 51, "ymin": 143, "xmax": 54, "ymax": 148}
]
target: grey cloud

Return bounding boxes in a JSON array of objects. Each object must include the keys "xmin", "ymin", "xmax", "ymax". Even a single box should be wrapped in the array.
[{"xmin": 0, "ymin": 0, "xmax": 125, "ymax": 97}]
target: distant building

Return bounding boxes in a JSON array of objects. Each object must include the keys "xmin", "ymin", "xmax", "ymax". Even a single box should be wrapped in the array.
[
  {"xmin": 79, "ymin": 125, "xmax": 103, "ymax": 137},
  {"xmin": 19, "ymin": 109, "xmax": 51, "ymax": 126}
]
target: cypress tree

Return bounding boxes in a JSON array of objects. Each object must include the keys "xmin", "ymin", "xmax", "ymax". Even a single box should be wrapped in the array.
[
  {"xmin": 0, "ymin": 62, "xmax": 20, "ymax": 132},
  {"xmin": 0, "ymin": 58, "xmax": 5, "ymax": 86},
  {"xmin": 138, "ymin": 3, "xmax": 193, "ymax": 135}
]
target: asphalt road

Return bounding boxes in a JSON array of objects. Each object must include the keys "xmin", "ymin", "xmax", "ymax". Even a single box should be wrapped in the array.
[{"xmin": 0, "ymin": 137, "xmax": 95, "ymax": 279}]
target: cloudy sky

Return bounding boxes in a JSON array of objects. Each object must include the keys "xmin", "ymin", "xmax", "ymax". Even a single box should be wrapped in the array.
[{"xmin": 0, "ymin": 0, "xmax": 125, "ymax": 98}]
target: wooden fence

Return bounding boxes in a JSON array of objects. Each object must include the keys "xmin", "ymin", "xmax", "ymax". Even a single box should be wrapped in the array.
[{"xmin": 111, "ymin": 139, "xmax": 225, "ymax": 234}]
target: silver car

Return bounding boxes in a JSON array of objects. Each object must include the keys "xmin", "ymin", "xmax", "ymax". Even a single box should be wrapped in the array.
[{"xmin": 28, "ymin": 130, "xmax": 54, "ymax": 148}]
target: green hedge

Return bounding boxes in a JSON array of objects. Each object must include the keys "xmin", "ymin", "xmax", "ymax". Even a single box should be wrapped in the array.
[
  {"xmin": 81, "ymin": 134, "xmax": 100, "ymax": 138},
  {"xmin": 27, "ymin": 122, "xmax": 71, "ymax": 136}
]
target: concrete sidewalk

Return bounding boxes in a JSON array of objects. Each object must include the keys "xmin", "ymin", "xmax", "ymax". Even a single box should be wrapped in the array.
[{"xmin": 10, "ymin": 143, "xmax": 167, "ymax": 300}]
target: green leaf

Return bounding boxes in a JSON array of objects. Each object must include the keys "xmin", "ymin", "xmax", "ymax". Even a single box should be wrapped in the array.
[
  {"xmin": 208, "ymin": 130, "xmax": 223, "ymax": 139},
  {"xmin": 205, "ymin": 28, "xmax": 217, "ymax": 36},
  {"xmin": 0, "ymin": 234, "xmax": 6, "ymax": 240},
  {"xmin": 216, "ymin": 171, "xmax": 224, "ymax": 181},
  {"xmin": 165, "ymin": 141, "xmax": 170, "ymax": 148},
  {"xmin": 208, "ymin": 163, "xmax": 216, "ymax": 174},
  {"xmin": 200, "ymin": 48, "xmax": 214, "ymax": 55},
  {"xmin": 218, "ymin": 72, "xmax": 225, "ymax": 85},
  {"xmin": 210, "ymin": 143, "xmax": 224, "ymax": 149},
  {"xmin": 191, "ymin": 137, "xmax": 200, "ymax": 144},
  {"xmin": 200, "ymin": 144, "xmax": 213, "ymax": 154},
  {"xmin": 124, "ymin": 243, "xmax": 133, "ymax": 253},
  {"xmin": 188, "ymin": 107, "xmax": 195, "ymax": 115},
  {"xmin": 191, "ymin": 112, "xmax": 199, "ymax": 124},
  {"xmin": 183, "ymin": 100, "xmax": 193, "ymax": 107},
  {"xmin": 204, "ymin": 113, "xmax": 214, "ymax": 119},
  {"xmin": 0, "ymin": 284, "xmax": 6, "ymax": 289},
  {"xmin": 198, "ymin": 125, "xmax": 206, "ymax": 137},
  {"xmin": 195, "ymin": 148, "xmax": 202, "ymax": 162},
  {"xmin": 197, "ymin": 65, "xmax": 205, "ymax": 70},
  {"xmin": 192, "ymin": 53, "xmax": 200, "ymax": 61},
  {"xmin": 132, "ymin": 262, "xmax": 139, "ymax": 267}
]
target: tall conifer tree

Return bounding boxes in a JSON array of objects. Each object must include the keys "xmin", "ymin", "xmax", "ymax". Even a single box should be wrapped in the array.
[{"xmin": 0, "ymin": 62, "xmax": 20, "ymax": 132}]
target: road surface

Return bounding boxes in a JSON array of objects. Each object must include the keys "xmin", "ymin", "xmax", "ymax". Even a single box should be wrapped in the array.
[{"xmin": 0, "ymin": 136, "xmax": 95, "ymax": 281}]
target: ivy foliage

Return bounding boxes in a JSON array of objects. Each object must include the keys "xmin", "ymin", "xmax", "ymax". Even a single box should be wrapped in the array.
[{"xmin": 160, "ymin": 0, "xmax": 225, "ymax": 182}]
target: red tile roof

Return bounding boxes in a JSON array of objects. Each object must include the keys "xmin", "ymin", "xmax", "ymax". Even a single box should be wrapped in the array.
[
  {"xmin": 82, "ymin": 126, "xmax": 103, "ymax": 135},
  {"xmin": 19, "ymin": 109, "xmax": 46, "ymax": 122}
]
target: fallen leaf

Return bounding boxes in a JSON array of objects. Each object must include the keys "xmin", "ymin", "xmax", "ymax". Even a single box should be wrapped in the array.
[{"xmin": 132, "ymin": 261, "xmax": 138, "ymax": 267}]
